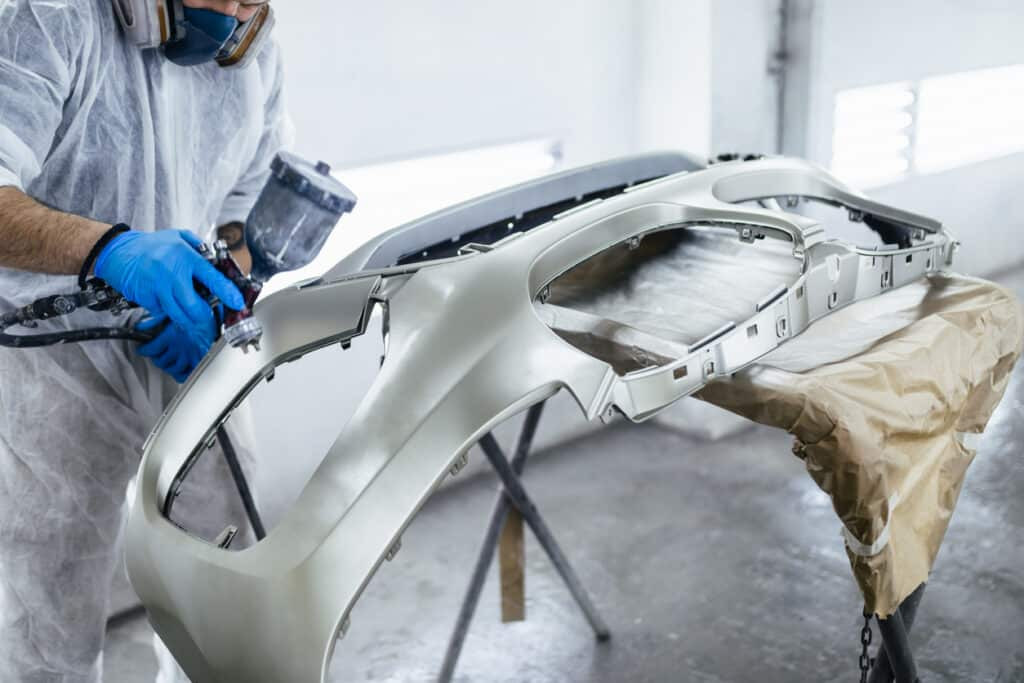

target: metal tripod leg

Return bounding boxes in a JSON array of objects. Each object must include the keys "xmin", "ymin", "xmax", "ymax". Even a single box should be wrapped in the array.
[
  {"xmin": 478, "ymin": 433, "xmax": 611, "ymax": 640},
  {"xmin": 107, "ymin": 427, "xmax": 265, "ymax": 631},
  {"xmin": 868, "ymin": 583, "xmax": 926, "ymax": 683},
  {"xmin": 438, "ymin": 403, "xmax": 610, "ymax": 682},
  {"xmin": 217, "ymin": 426, "xmax": 267, "ymax": 541},
  {"xmin": 438, "ymin": 404, "xmax": 545, "ymax": 682}
]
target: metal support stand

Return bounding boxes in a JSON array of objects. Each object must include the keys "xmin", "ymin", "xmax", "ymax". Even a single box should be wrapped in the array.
[
  {"xmin": 438, "ymin": 402, "xmax": 610, "ymax": 682},
  {"xmin": 869, "ymin": 583, "xmax": 926, "ymax": 683},
  {"xmin": 217, "ymin": 426, "xmax": 266, "ymax": 540},
  {"xmin": 108, "ymin": 427, "xmax": 265, "ymax": 631}
]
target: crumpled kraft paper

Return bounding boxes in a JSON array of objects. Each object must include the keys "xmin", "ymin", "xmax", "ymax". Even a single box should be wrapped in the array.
[
  {"xmin": 540, "ymin": 228, "xmax": 1021, "ymax": 615},
  {"xmin": 697, "ymin": 274, "xmax": 1022, "ymax": 616}
]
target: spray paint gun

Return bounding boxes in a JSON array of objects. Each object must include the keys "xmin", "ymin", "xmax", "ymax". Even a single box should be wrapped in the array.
[
  {"xmin": 199, "ymin": 153, "xmax": 357, "ymax": 351},
  {"xmin": 0, "ymin": 152, "xmax": 356, "ymax": 350}
]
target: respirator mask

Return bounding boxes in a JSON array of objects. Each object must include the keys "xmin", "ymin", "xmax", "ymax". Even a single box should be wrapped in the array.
[{"xmin": 111, "ymin": 0, "xmax": 275, "ymax": 68}]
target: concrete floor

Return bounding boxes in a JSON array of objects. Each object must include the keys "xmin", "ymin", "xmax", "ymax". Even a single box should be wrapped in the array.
[{"xmin": 104, "ymin": 272, "xmax": 1024, "ymax": 682}]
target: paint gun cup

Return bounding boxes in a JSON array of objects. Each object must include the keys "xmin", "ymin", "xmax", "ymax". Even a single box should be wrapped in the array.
[{"xmin": 219, "ymin": 153, "xmax": 358, "ymax": 352}]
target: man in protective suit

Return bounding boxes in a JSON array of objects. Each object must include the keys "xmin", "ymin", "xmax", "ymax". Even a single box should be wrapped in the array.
[{"xmin": 0, "ymin": 0, "xmax": 290, "ymax": 680}]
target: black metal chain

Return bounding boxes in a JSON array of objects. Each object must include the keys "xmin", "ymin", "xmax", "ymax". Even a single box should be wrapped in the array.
[{"xmin": 859, "ymin": 608, "xmax": 875, "ymax": 682}]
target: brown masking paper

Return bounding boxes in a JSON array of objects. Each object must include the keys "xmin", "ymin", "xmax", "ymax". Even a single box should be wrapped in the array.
[
  {"xmin": 539, "ymin": 232, "xmax": 1021, "ymax": 616},
  {"xmin": 697, "ymin": 274, "xmax": 1022, "ymax": 616}
]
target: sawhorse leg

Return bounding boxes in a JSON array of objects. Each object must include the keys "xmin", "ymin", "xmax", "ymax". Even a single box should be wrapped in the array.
[
  {"xmin": 869, "ymin": 583, "xmax": 926, "ymax": 683},
  {"xmin": 438, "ymin": 402, "xmax": 610, "ymax": 682},
  {"xmin": 217, "ymin": 426, "xmax": 266, "ymax": 540},
  {"xmin": 108, "ymin": 427, "xmax": 265, "ymax": 630}
]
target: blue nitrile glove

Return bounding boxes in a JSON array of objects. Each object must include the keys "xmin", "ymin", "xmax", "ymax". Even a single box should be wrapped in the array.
[
  {"xmin": 136, "ymin": 315, "xmax": 211, "ymax": 384},
  {"xmin": 95, "ymin": 230, "xmax": 244, "ymax": 348}
]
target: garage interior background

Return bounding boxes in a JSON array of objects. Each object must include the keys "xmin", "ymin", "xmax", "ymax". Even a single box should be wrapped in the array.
[
  {"xmin": 246, "ymin": 0, "xmax": 1024, "ymax": 522},
  {"xmin": 106, "ymin": 0, "xmax": 1024, "ymax": 680}
]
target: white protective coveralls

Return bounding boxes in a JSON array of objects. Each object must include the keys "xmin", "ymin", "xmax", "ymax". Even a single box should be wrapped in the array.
[{"xmin": 0, "ymin": 0, "xmax": 291, "ymax": 680}]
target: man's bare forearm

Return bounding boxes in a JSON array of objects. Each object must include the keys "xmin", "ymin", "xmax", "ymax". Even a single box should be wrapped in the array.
[{"xmin": 0, "ymin": 186, "xmax": 111, "ymax": 275}]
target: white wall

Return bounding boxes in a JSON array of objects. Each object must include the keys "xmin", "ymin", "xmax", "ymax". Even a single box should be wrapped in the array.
[
  {"xmin": 248, "ymin": 2, "xmax": 714, "ymax": 524},
  {"xmin": 713, "ymin": 0, "xmax": 1024, "ymax": 276},
  {"xmin": 633, "ymin": 0, "xmax": 712, "ymax": 156},
  {"xmin": 801, "ymin": 0, "xmax": 1024, "ymax": 164},
  {"xmin": 710, "ymin": 0, "xmax": 780, "ymax": 154},
  {"xmin": 802, "ymin": 0, "xmax": 1024, "ymax": 276},
  {"xmin": 274, "ymin": 1, "xmax": 711, "ymax": 170}
]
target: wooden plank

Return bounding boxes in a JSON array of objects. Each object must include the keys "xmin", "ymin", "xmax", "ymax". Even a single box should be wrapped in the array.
[{"xmin": 499, "ymin": 507, "xmax": 525, "ymax": 622}]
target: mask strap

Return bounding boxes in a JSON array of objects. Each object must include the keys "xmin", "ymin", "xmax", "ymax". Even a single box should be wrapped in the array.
[{"xmin": 165, "ymin": 0, "xmax": 188, "ymax": 43}]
